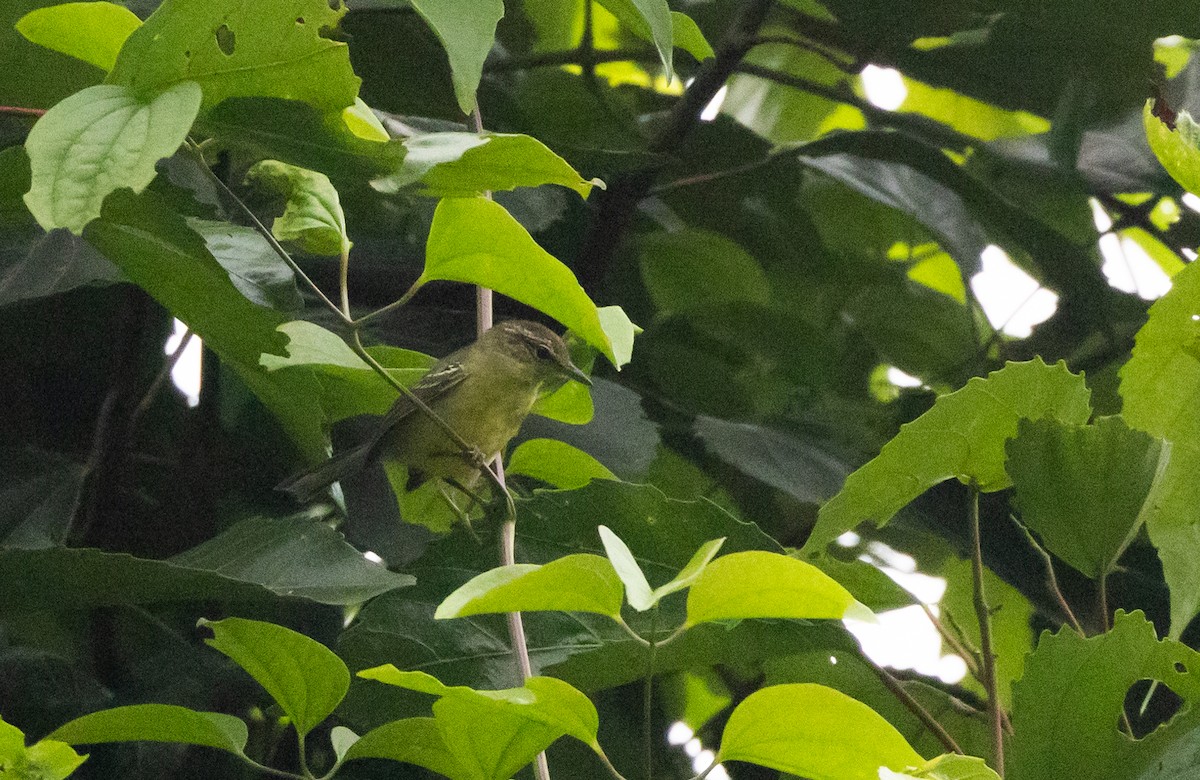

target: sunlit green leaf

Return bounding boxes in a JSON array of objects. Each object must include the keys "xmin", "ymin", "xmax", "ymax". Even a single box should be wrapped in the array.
[
  {"xmin": 0, "ymin": 715, "xmax": 87, "ymax": 780},
  {"xmin": 596, "ymin": 0, "xmax": 672, "ymax": 74},
  {"xmin": 670, "ymin": 12, "xmax": 713, "ymax": 61},
  {"xmin": 200, "ymin": 617, "xmax": 349, "ymax": 738},
  {"xmin": 599, "ymin": 525, "xmax": 655, "ymax": 611},
  {"xmin": 1145, "ymin": 100, "xmax": 1200, "ymax": 196},
  {"xmin": 246, "ymin": 160, "xmax": 350, "ymax": 257},
  {"xmin": 420, "ymin": 197, "xmax": 617, "ymax": 365},
  {"xmin": 718, "ymin": 683, "xmax": 924, "ymax": 778},
  {"xmin": 507, "ymin": 439, "xmax": 617, "ymax": 489},
  {"xmin": 16, "ymin": 2, "xmax": 141, "ymax": 72},
  {"xmin": 434, "ymin": 554, "xmax": 625, "ymax": 620},
  {"xmin": 108, "ymin": 0, "xmax": 360, "ymax": 113},
  {"xmin": 686, "ymin": 551, "xmax": 866, "ymax": 626},
  {"xmin": 23, "ymin": 81, "xmax": 202, "ymax": 233},
  {"xmin": 345, "ymin": 718, "xmax": 467, "ymax": 778},
  {"xmin": 49, "ymin": 705, "xmax": 248, "ymax": 755}
]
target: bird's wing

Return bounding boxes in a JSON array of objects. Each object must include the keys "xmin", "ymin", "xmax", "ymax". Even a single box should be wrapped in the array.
[{"xmin": 371, "ymin": 359, "xmax": 469, "ymax": 440}]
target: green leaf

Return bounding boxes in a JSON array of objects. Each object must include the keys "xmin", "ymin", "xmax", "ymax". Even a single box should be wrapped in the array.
[
  {"xmin": 597, "ymin": 306, "xmax": 640, "ymax": 370},
  {"xmin": 169, "ymin": 515, "xmax": 414, "ymax": 605},
  {"xmin": 1006, "ymin": 416, "xmax": 1169, "ymax": 579},
  {"xmin": 48, "ymin": 705, "xmax": 247, "ymax": 755},
  {"xmin": 187, "ymin": 218, "xmax": 302, "ymax": 310},
  {"xmin": 507, "ymin": 439, "xmax": 617, "ymax": 489},
  {"xmin": 16, "ymin": 2, "xmax": 141, "ymax": 72},
  {"xmin": 0, "ymin": 715, "xmax": 87, "ymax": 780},
  {"xmin": 1144, "ymin": 100, "xmax": 1200, "ymax": 195},
  {"xmin": 804, "ymin": 359, "xmax": 1092, "ymax": 553},
  {"xmin": 260, "ymin": 321, "xmax": 433, "ymax": 422},
  {"xmin": 435, "ymin": 554, "xmax": 625, "ymax": 620},
  {"xmin": 652, "ymin": 538, "xmax": 725, "ymax": 605},
  {"xmin": 199, "ymin": 617, "xmax": 349, "ymax": 738},
  {"xmin": 358, "ymin": 667, "xmax": 602, "ymax": 773},
  {"xmin": 420, "ymin": 134, "xmax": 600, "ymax": 198},
  {"xmin": 0, "ymin": 229, "xmax": 123, "ymax": 308},
  {"xmin": 200, "ymin": 97, "xmax": 404, "ymax": 180},
  {"xmin": 893, "ymin": 754, "xmax": 1002, "ymax": 780},
  {"xmin": 23, "ymin": 81, "xmax": 202, "ymax": 233},
  {"xmin": 330, "ymin": 726, "xmax": 358, "ymax": 763},
  {"xmin": 598, "ymin": 525, "xmax": 655, "ymax": 611},
  {"xmin": 0, "ymin": 515, "xmax": 410, "ymax": 612},
  {"xmin": 686, "ymin": 551, "xmax": 866, "ymax": 626},
  {"xmin": 0, "ymin": 448, "xmax": 85, "ymax": 549},
  {"xmin": 107, "ymin": 0, "xmax": 360, "ymax": 113},
  {"xmin": 638, "ymin": 229, "xmax": 771, "ymax": 316},
  {"xmin": 420, "ymin": 197, "xmax": 617, "ymax": 365},
  {"xmin": 670, "ymin": 11, "xmax": 714, "ymax": 61},
  {"xmin": 85, "ymin": 190, "xmax": 286, "ymax": 365},
  {"xmin": 345, "ymin": 718, "xmax": 468, "ymax": 778},
  {"xmin": 1120, "ymin": 258, "xmax": 1200, "ymax": 636},
  {"xmin": 717, "ymin": 683, "xmax": 924, "ymax": 778},
  {"xmin": 1009, "ymin": 610, "xmax": 1200, "ymax": 780},
  {"xmin": 596, "ymin": 0, "xmax": 673, "ymax": 74},
  {"xmin": 245, "ymin": 160, "xmax": 350, "ymax": 256},
  {"xmin": 409, "ymin": 0, "xmax": 504, "ymax": 114},
  {"xmin": 378, "ymin": 132, "xmax": 600, "ymax": 198}
]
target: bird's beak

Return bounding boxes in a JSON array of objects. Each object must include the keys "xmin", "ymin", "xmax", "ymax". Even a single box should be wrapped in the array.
[{"xmin": 562, "ymin": 360, "xmax": 593, "ymax": 387}]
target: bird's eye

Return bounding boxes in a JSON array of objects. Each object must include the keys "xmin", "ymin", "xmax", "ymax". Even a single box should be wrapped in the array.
[{"xmin": 534, "ymin": 343, "xmax": 554, "ymax": 361}]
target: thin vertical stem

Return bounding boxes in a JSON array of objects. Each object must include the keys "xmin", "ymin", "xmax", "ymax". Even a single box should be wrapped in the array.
[
  {"xmin": 644, "ymin": 608, "xmax": 660, "ymax": 780},
  {"xmin": 338, "ymin": 246, "xmax": 351, "ymax": 318},
  {"xmin": 470, "ymin": 100, "xmax": 549, "ymax": 780},
  {"xmin": 969, "ymin": 484, "xmax": 1004, "ymax": 776}
]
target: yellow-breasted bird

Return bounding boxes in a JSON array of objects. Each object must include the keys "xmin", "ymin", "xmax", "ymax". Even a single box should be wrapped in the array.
[{"xmin": 277, "ymin": 319, "xmax": 591, "ymax": 502}]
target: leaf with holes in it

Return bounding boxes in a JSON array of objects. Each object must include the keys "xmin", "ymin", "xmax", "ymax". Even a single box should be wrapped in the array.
[
  {"xmin": 16, "ymin": 2, "xmax": 142, "ymax": 72},
  {"xmin": 408, "ymin": 0, "xmax": 504, "ymax": 114},
  {"xmin": 107, "ymin": 0, "xmax": 360, "ymax": 113},
  {"xmin": 245, "ymin": 160, "xmax": 350, "ymax": 257},
  {"xmin": 1009, "ymin": 610, "xmax": 1200, "ymax": 780},
  {"xmin": 23, "ymin": 81, "xmax": 202, "ymax": 234},
  {"xmin": 1145, "ymin": 99, "xmax": 1200, "ymax": 196}
]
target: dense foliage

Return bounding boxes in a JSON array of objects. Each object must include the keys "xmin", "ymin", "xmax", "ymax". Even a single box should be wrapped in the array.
[{"xmin": 4, "ymin": 0, "xmax": 1200, "ymax": 778}]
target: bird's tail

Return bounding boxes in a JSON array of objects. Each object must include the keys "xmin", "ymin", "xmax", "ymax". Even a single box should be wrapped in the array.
[{"xmin": 276, "ymin": 442, "xmax": 375, "ymax": 502}]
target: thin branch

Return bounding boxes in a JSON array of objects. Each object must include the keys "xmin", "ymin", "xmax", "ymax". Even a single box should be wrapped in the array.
[
  {"xmin": 747, "ymin": 34, "xmax": 858, "ymax": 73},
  {"xmin": 919, "ymin": 603, "xmax": 981, "ymax": 679},
  {"xmin": 733, "ymin": 62, "xmax": 974, "ymax": 151},
  {"xmin": 0, "ymin": 105, "xmax": 46, "ymax": 117},
  {"xmin": 869, "ymin": 662, "xmax": 963, "ymax": 754},
  {"xmin": 470, "ymin": 100, "xmax": 548, "ymax": 780},
  {"xmin": 578, "ymin": 0, "xmax": 776, "ymax": 293},
  {"xmin": 1013, "ymin": 519, "xmax": 1084, "ymax": 634},
  {"xmin": 184, "ymin": 140, "xmax": 349, "ymax": 325},
  {"xmin": 351, "ymin": 279, "xmax": 423, "ymax": 328},
  {"xmin": 488, "ymin": 46, "xmax": 657, "ymax": 72},
  {"xmin": 968, "ymin": 484, "xmax": 1005, "ymax": 776},
  {"xmin": 127, "ymin": 328, "xmax": 196, "ymax": 438}
]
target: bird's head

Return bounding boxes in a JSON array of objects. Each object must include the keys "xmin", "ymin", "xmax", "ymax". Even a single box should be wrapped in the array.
[{"xmin": 484, "ymin": 320, "xmax": 592, "ymax": 390}]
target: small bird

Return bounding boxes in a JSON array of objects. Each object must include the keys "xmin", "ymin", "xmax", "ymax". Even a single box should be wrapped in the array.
[{"xmin": 277, "ymin": 319, "xmax": 591, "ymax": 503}]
